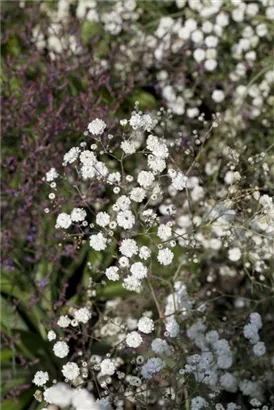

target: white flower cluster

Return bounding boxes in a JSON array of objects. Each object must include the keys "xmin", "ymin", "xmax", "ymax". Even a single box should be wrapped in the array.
[
  {"xmin": 40, "ymin": 104, "xmax": 273, "ymax": 408},
  {"xmin": 141, "ymin": 357, "xmax": 165, "ymax": 379},
  {"xmin": 43, "ymin": 383, "xmax": 98, "ymax": 410},
  {"xmin": 243, "ymin": 312, "xmax": 266, "ymax": 356}
]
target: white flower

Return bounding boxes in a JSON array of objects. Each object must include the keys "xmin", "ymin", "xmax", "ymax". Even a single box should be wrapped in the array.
[
  {"xmin": 62, "ymin": 362, "xmax": 80, "ymax": 381},
  {"xmin": 107, "ymin": 172, "xmax": 121, "ymax": 185},
  {"xmin": 46, "ymin": 168, "xmax": 58, "ymax": 182},
  {"xmin": 204, "ymin": 59, "xmax": 217, "ymax": 71},
  {"xmin": 157, "ymin": 224, "xmax": 172, "ymax": 241},
  {"xmin": 216, "ymin": 11, "xmax": 229, "ymax": 27},
  {"xmin": 259, "ymin": 194, "xmax": 273, "ymax": 209},
  {"xmin": 74, "ymin": 307, "xmax": 91, "ymax": 324},
  {"xmin": 130, "ymin": 187, "xmax": 146, "ymax": 203},
  {"xmin": 249, "ymin": 312, "xmax": 262, "ymax": 329},
  {"xmin": 193, "ymin": 48, "xmax": 206, "ymax": 63},
  {"xmin": 141, "ymin": 357, "xmax": 164, "ymax": 379},
  {"xmin": 187, "ymin": 107, "xmax": 199, "ymax": 118},
  {"xmin": 56, "ymin": 213, "xmax": 72, "ymax": 229},
  {"xmin": 121, "ymin": 140, "xmax": 138, "ymax": 155},
  {"xmin": 137, "ymin": 171, "xmax": 155, "ymax": 188},
  {"xmin": 255, "ymin": 23, "xmax": 267, "ymax": 38},
  {"xmin": 53, "ymin": 341, "xmax": 69, "ymax": 358},
  {"xmin": 151, "ymin": 338, "xmax": 171, "ymax": 355},
  {"xmin": 105, "ymin": 266, "xmax": 120, "ymax": 281},
  {"xmin": 63, "ymin": 147, "xmax": 80, "ymax": 165},
  {"xmin": 212, "ymin": 89, "xmax": 225, "ymax": 103},
  {"xmin": 139, "ymin": 246, "xmax": 151, "ymax": 260},
  {"xmin": 228, "ymin": 247, "xmax": 241, "ymax": 262},
  {"xmin": 87, "ymin": 119, "xmax": 106, "ymax": 135},
  {"xmin": 205, "ymin": 35, "xmax": 218, "ymax": 48},
  {"xmin": 148, "ymin": 156, "xmax": 166, "ymax": 173},
  {"xmin": 96, "ymin": 212, "xmax": 110, "ymax": 227},
  {"xmin": 81, "ymin": 164, "xmax": 96, "ymax": 180},
  {"xmin": 191, "ymin": 185, "xmax": 204, "ymax": 202},
  {"xmin": 191, "ymin": 29, "xmax": 204, "ymax": 43},
  {"xmin": 220, "ymin": 372, "xmax": 238, "ymax": 393},
  {"xmin": 202, "ymin": 20, "xmax": 213, "ymax": 33},
  {"xmin": 243, "ymin": 324, "xmax": 259, "ymax": 344},
  {"xmin": 176, "ymin": 0, "xmax": 187, "ymax": 8},
  {"xmin": 79, "ymin": 150, "xmax": 97, "ymax": 165},
  {"xmin": 253, "ymin": 342, "xmax": 266, "ymax": 357},
  {"xmin": 266, "ymin": 6, "xmax": 274, "ymax": 20},
  {"xmin": 157, "ymin": 248, "xmax": 174, "ymax": 265},
  {"xmin": 118, "ymin": 256, "xmax": 129, "ymax": 268},
  {"xmin": 155, "ymin": 16, "xmax": 174, "ymax": 38},
  {"xmin": 126, "ymin": 331, "xmax": 143, "ymax": 348},
  {"xmin": 33, "ymin": 371, "xmax": 49, "ymax": 386},
  {"xmin": 130, "ymin": 262, "xmax": 147, "ymax": 279},
  {"xmin": 72, "ymin": 389, "xmax": 97, "ymax": 409},
  {"xmin": 120, "ymin": 239, "xmax": 138, "ymax": 258},
  {"xmin": 129, "ymin": 112, "xmax": 142, "ymax": 128},
  {"xmin": 89, "ymin": 232, "xmax": 107, "ymax": 251},
  {"xmin": 146, "ymin": 135, "xmax": 168, "ymax": 158},
  {"xmin": 57, "ymin": 315, "xmax": 71, "ymax": 328},
  {"xmin": 76, "ymin": 0, "xmax": 98, "ymax": 19},
  {"xmin": 213, "ymin": 339, "xmax": 233, "ymax": 369},
  {"xmin": 94, "ymin": 161, "xmax": 109, "ymax": 179},
  {"xmin": 123, "ymin": 275, "xmax": 142, "ymax": 293},
  {"xmin": 44, "ymin": 383, "xmax": 73, "ymax": 407},
  {"xmin": 47, "ymin": 330, "xmax": 56, "ymax": 341},
  {"xmin": 117, "ymin": 210, "xmax": 135, "ymax": 230},
  {"xmin": 191, "ymin": 396, "xmax": 208, "ymax": 410},
  {"xmin": 116, "ymin": 195, "xmax": 131, "ymax": 211},
  {"xmin": 71, "ymin": 208, "xmax": 87, "ymax": 222},
  {"xmin": 165, "ymin": 319, "xmax": 180, "ymax": 337},
  {"xmin": 100, "ymin": 359, "xmax": 116, "ymax": 375},
  {"xmin": 138, "ymin": 317, "xmax": 154, "ymax": 334},
  {"xmin": 170, "ymin": 171, "xmax": 188, "ymax": 191}
]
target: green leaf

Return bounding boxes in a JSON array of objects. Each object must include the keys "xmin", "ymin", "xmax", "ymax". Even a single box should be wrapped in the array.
[
  {"xmin": 1, "ymin": 390, "xmax": 33, "ymax": 410},
  {"xmin": 129, "ymin": 91, "xmax": 157, "ymax": 110},
  {"xmin": 81, "ymin": 21, "xmax": 102, "ymax": 44},
  {"xmin": 0, "ymin": 348, "xmax": 14, "ymax": 362},
  {"xmin": 97, "ymin": 282, "xmax": 133, "ymax": 298}
]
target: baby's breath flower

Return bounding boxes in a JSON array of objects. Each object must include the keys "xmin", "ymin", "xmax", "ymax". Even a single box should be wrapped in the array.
[
  {"xmin": 33, "ymin": 371, "xmax": 49, "ymax": 386},
  {"xmin": 56, "ymin": 213, "xmax": 72, "ymax": 229},
  {"xmin": 157, "ymin": 248, "xmax": 174, "ymax": 265},
  {"xmin": 120, "ymin": 239, "xmax": 138, "ymax": 258},
  {"xmin": 63, "ymin": 147, "xmax": 80, "ymax": 165},
  {"xmin": 228, "ymin": 247, "xmax": 241, "ymax": 262},
  {"xmin": 71, "ymin": 208, "xmax": 87, "ymax": 222},
  {"xmin": 96, "ymin": 212, "xmax": 110, "ymax": 227},
  {"xmin": 130, "ymin": 262, "xmax": 147, "ymax": 279},
  {"xmin": 126, "ymin": 331, "xmax": 143, "ymax": 348},
  {"xmin": 87, "ymin": 118, "xmax": 107, "ymax": 135},
  {"xmin": 141, "ymin": 357, "xmax": 165, "ymax": 379},
  {"xmin": 57, "ymin": 315, "xmax": 71, "ymax": 328},
  {"xmin": 53, "ymin": 341, "xmax": 69, "ymax": 358},
  {"xmin": 100, "ymin": 359, "xmax": 116, "ymax": 375},
  {"xmin": 47, "ymin": 330, "xmax": 56, "ymax": 341},
  {"xmin": 105, "ymin": 266, "xmax": 120, "ymax": 281},
  {"xmin": 138, "ymin": 317, "xmax": 154, "ymax": 334},
  {"xmin": 46, "ymin": 168, "xmax": 59, "ymax": 182},
  {"xmin": 116, "ymin": 210, "xmax": 135, "ymax": 230},
  {"xmin": 74, "ymin": 307, "xmax": 91, "ymax": 324},
  {"xmin": 139, "ymin": 246, "xmax": 151, "ymax": 260},
  {"xmin": 137, "ymin": 171, "xmax": 155, "ymax": 188},
  {"xmin": 61, "ymin": 362, "xmax": 79, "ymax": 381},
  {"xmin": 89, "ymin": 232, "xmax": 107, "ymax": 251}
]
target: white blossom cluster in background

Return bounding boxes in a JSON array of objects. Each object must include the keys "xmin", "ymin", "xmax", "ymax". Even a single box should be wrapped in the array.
[
  {"xmin": 34, "ymin": 106, "xmax": 274, "ymax": 409},
  {"xmin": 30, "ymin": 0, "xmax": 274, "ymax": 138}
]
